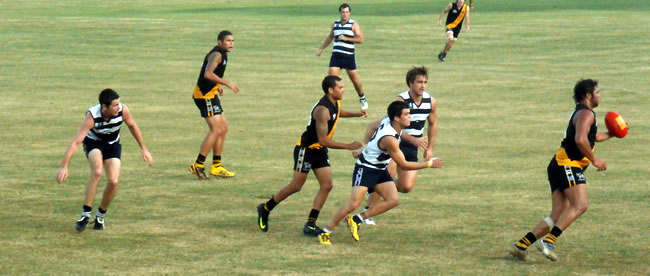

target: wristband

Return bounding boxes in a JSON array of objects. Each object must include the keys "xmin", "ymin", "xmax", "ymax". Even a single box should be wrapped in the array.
[{"xmin": 427, "ymin": 157, "xmax": 438, "ymax": 168}]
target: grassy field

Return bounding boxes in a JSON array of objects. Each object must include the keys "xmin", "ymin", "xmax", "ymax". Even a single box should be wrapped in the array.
[{"xmin": 1, "ymin": 0, "xmax": 648, "ymax": 274}]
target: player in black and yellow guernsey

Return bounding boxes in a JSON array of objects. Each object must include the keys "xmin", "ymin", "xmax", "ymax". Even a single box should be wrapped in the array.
[
  {"xmin": 189, "ymin": 30, "xmax": 240, "ymax": 180},
  {"xmin": 436, "ymin": 0, "xmax": 470, "ymax": 61},
  {"xmin": 257, "ymin": 75, "xmax": 367, "ymax": 236},
  {"xmin": 509, "ymin": 79, "xmax": 615, "ymax": 262}
]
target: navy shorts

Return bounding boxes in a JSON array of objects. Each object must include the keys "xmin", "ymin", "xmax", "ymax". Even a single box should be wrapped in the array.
[
  {"xmin": 329, "ymin": 52, "xmax": 357, "ymax": 70},
  {"xmin": 399, "ymin": 141, "xmax": 419, "ymax": 162},
  {"xmin": 352, "ymin": 164, "xmax": 393, "ymax": 193},
  {"xmin": 83, "ymin": 137, "xmax": 122, "ymax": 160},
  {"xmin": 293, "ymin": 146, "xmax": 330, "ymax": 173},
  {"xmin": 194, "ymin": 97, "xmax": 223, "ymax": 117},
  {"xmin": 547, "ymin": 158, "xmax": 587, "ymax": 193}
]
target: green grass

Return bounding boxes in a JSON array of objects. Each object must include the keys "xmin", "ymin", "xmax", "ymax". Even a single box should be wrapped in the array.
[{"xmin": 1, "ymin": 0, "xmax": 648, "ymax": 274}]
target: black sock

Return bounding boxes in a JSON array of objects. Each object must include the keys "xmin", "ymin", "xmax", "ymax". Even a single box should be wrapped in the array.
[
  {"xmin": 195, "ymin": 154, "xmax": 206, "ymax": 166},
  {"xmin": 307, "ymin": 209, "xmax": 320, "ymax": 224},
  {"xmin": 212, "ymin": 155, "xmax": 222, "ymax": 166},
  {"xmin": 82, "ymin": 205, "xmax": 92, "ymax": 213},
  {"xmin": 544, "ymin": 226, "xmax": 563, "ymax": 244},
  {"xmin": 265, "ymin": 197, "xmax": 278, "ymax": 212},
  {"xmin": 98, "ymin": 207, "xmax": 106, "ymax": 215},
  {"xmin": 515, "ymin": 232, "xmax": 537, "ymax": 250},
  {"xmin": 352, "ymin": 215, "xmax": 363, "ymax": 224}
]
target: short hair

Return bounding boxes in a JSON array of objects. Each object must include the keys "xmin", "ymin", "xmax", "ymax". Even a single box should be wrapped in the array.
[
  {"xmin": 573, "ymin": 79, "xmax": 598, "ymax": 103},
  {"xmin": 387, "ymin": 101, "xmax": 410, "ymax": 122},
  {"xmin": 339, "ymin": 3, "xmax": 351, "ymax": 12},
  {"xmin": 99, "ymin": 88, "xmax": 120, "ymax": 107},
  {"xmin": 406, "ymin": 66, "xmax": 428, "ymax": 86},
  {"xmin": 322, "ymin": 75, "xmax": 342, "ymax": 94},
  {"xmin": 218, "ymin": 30, "xmax": 233, "ymax": 41}
]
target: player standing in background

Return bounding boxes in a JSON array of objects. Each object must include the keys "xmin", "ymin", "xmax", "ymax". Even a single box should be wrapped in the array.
[
  {"xmin": 509, "ymin": 79, "xmax": 614, "ymax": 262},
  {"xmin": 437, "ymin": 0, "xmax": 471, "ymax": 61},
  {"xmin": 188, "ymin": 30, "xmax": 239, "ymax": 180},
  {"xmin": 257, "ymin": 76, "xmax": 367, "ymax": 236},
  {"xmin": 56, "ymin": 88, "xmax": 153, "ymax": 231},
  {"xmin": 316, "ymin": 3, "xmax": 369, "ymax": 111}
]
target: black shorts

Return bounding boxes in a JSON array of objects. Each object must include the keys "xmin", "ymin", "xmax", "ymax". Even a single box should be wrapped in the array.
[
  {"xmin": 399, "ymin": 141, "xmax": 419, "ymax": 162},
  {"xmin": 329, "ymin": 52, "xmax": 357, "ymax": 70},
  {"xmin": 547, "ymin": 158, "xmax": 587, "ymax": 193},
  {"xmin": 194, "ymin": 97, "xmax": 223, "ymax": 117},
  {"xmin": 293, "ymin": 146, "xmax": 330, "ymax": 173},
  {"xmin": 352, "ymin": 164, "xmax": 393, "ymax": 194},
  {"xmin": 446, "ymin": 26, "xmax": 462, "ymax": 38},
  {"xmin": 83, "ymin": 137, "xmax": 122, "ymax": 160}
]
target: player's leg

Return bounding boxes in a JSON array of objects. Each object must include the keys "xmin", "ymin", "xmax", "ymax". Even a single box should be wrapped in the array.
[
  {"xmin": 360, "ymin": 181, "xmax": 399, "ymax": 219},
  {"xmin": 438, "ymin": 30, "xmax": 455, "ymax": 61},
  {"xmin": 76, "ymin": 149, "xmax": 103, "ymax": 231},
  {"xmin": 395, "ymin": 168, "xmax": 418, "ymax": 193},
  {"xmin": 189, "ymin": 99, "xmax": 219, "ymax": 179},
  {"xmin": 302, "ymin": 166, "xmax": 333, "ymax": 235},
  {"xmin": 257, "ymin": 171, "xmax": 309, "ymax": 232},
  {"xmin": 95, "ymin": 157, "xmax": 121, "ymax": 230},
  {"xmin": 532, "ymin": 191, "xmax": 569, "ymax": 260},
  {"xmin": 328, "ymin": 67, "xmax": 341, "ymax": 76},
  {"xmin": 210, "ymin": 113, "xmax": 234, "ymax": 177},
  {"xmin": 323, "ymin": 186, "xmax": 367, "ymax": 235}
]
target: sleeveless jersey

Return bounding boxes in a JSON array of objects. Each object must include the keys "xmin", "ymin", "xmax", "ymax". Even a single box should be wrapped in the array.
[
  {"xmin": 357, "ymin": 117, "xmax": 401, "ymax": 170},
  {"xmin": 193, "ymin": 46, "xmax": 228, "ymax": 99},
  {"xmin": 332, "ymin": 19, "xmax": 356, "ymax": 55},
  {"xmin": 398, "ymin": 90, "xmax": 433, "ymax": 137},
  {"xmin": 296, "ymin": 96, "xmax": 341, "ymax": 150},
  {"xmin": 554, "ymin": 104, "xmax": 597, "ymax": 169},
  {"xmin": 85, "ymin": 103, "xmax": 123, "ymax": 144},
  {"xmin": 445, "ymin": 2, "xmax": 468, "ymax": 29}
]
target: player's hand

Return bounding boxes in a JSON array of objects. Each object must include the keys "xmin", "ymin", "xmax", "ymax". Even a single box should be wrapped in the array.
[
  {"xmin": 437, "ymin": 20, "xmax": 442, "ymax": 26},
  {"xmin": 348, "ymin": 141, "xmax": 363, "ymax": 150},
  {"xmin": 423, "ymin": 148, "xmax": 433, "ymax": 160},
  {"xmin": 351, "ymin": 150, "xmax": 362, "ymax": 159},
  {"xmin": 218, "ymin": 87, "xmax": 224, "ymax": 96},
  {"xmin": 359, "ymin": 110, "xmax": 368, "ymax": 118},
  {"xmin": 142, "ymin": 150, "xmax": 154, "ymax": 166},
  {"xmin": 592, "ymin": 158, "xmax": 607, "ymax": 171},
  {"xmin": 316, "ymin": 48, "xmax": 324, "ymax": 56},
  {"xmin": 56, "ymin": 167, "xmax": 68, "ymax": 184},
  {"xmin": 337, "ymin": 35, "xmax": 346, "ymax": 41},
  {"xmin": 427, "ymin": 157, "xmax": 443, "ymax": 169},
  {"xmin": 230, "ymin": 84, "xmax": 240, "ymax": 94},
  {"xmin": 467, "ymin": 25, "xmax": 471, "ymax": 31},
  {"xmin": 414, "ymin": 138, "xmax": 428, "ymax": 151}
]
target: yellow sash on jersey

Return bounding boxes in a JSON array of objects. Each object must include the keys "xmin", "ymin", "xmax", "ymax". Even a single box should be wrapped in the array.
[
  {"xmin": 296, "ymin": 100, "xmax": 341, "ymax": 149},
  {"xmin": 446, "ymin": 4, "xmax": 467, "ymax": 29},
  {"xmin": 192, "ymin": 84, "xmax": 220, "ymax": 99},
  {"xmin": 554, "ymin": 147, "xmax": 594, "ymax": 169}
]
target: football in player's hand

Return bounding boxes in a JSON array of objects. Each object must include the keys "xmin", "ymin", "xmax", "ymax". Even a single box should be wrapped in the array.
[{"xmin": 604, "ymin": 111, "xmax": 629, "ymax": 138}]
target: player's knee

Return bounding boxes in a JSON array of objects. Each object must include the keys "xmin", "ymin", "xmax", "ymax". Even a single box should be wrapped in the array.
[
  {"xmin": 398, "ymin": 183, "xmax": 414, "ymax": 193},
  {"xmin": 106, "ymin": 179, "xmax": 119, "ymax": 189},
  {"xmin": 575, "ymin": 201, "xmax": 588, "ymax": 215},
  {"xmin": 319, "ymin": 181, "xmax": 333, "ymax": 193},
  {"xmin": 387, "ymin": 197, "xmax": 400, "ymax": 208},
  {"xmin": 91, "ymin": 168, "xmax": 103, "ymax": 179}
]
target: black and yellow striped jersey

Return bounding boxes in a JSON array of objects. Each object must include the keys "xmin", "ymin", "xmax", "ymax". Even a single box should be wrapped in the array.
[{"xmin": 296, "ymin": 96, "xmax": 341, "ymax": 150}]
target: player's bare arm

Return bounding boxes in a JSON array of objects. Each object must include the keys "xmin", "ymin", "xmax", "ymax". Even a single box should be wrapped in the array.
[
  {"xmin": 339, "ymin": 23, "xmax": 364, "ymax": 44},
  {"xmin": 314, "ymin": 106, "xmax": 362, "ymax": 150},
  {"xmin": 316, "ymin": 28, "xmax": 335, "ymax": 56},
  {"xmin": 383, "ymin": 136, "xmax": 442, "ymax": 170},
  {"xmin": 122, "ymin": 105, "xmax": 153, "ymax": 166},
  {"xmin": 393, "ymin": 96, "xmax": 428, "ymax": 150},
  {"xmin": 339, "ymin": 108, "xmax": 368, "ymax": 118},
  {"xmin": 465, "ymin": 8, "xmax": 471, "ymax": 30},
  {"xmin": 438, "ymin": 4, "xmax": 452, "ymax": 25},
  {"xmin": 205, "ymin": 52, "xmax": 239, "ymax": 93},
  {"xmin": 425, "ymin": 98, "xmax": 439, "ymax": 160},
  {"xmin": 56, "ymin": 113, "xmax": 95, "ymax": 183},
  {"xmin": 574, "ymin": 110, "xmax": 606, "ymax": 171}
]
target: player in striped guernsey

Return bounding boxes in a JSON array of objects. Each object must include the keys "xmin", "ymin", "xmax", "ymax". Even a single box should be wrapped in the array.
[
  {"xmin": 257, "ymin": 76, "xmax": 367, "ymax": 236},
  {"xmin": 318, "ymin": 101, "xmax": 442, "ymax": 245},
  {"xmin": 437, "ymin": 0, "xmax": 471, "ymax": 61},
  {"xmin": 56, "ymin": 89, "xmax": 153, "ymax": 232},
  {"xmin": 509, "ymin": 79, "xmax": 615, "ymax": 262},
  {"xmin": 189, "ymin": 30, "xmax": 239, "ymax": 180},
  {"xmin": 316, "ymin": 3, "xmax": 368, "ymax": 111},
  {"xmin": 362, "ymin": 67, "xmax": 439, "ymax": 225}
]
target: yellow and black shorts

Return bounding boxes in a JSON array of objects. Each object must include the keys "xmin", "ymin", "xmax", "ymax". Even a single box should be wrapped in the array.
[
  {"xmin": 193, "ymin": 96, "xmax": 223, "ymax": 117},
  {"xmin": 547, "ymin": 158, "xmax": 587, "ymax": 193},
  {"xmin": 293, "ymin": 146, "xmax": 330, "ymax": 173}
]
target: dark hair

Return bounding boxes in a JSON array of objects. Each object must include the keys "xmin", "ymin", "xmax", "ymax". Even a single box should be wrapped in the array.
[
  {"xmin": 99, "ymin": 88, "xmax": 120, "ymax": 107},
  {"xmin": 339, "ymin": 3, "xmax": 351, "ymax": 12},
  {"xmin": 218, "ymin": 30, "xmax": 233, "ymax": 41},
  {"xmin": 387, "ymin": 101, "xmax": 410, "ymax": 122},
  {"xmin": 573, "ymin": 79, "xmax": 598, "ymax": 103},
  {"xmin": 406, "ymin": 66, "xmax": 428, "ymax": 86},
  {"xmin": 322, "ymin": 75, "xmax": 342, "ymax": 94}
]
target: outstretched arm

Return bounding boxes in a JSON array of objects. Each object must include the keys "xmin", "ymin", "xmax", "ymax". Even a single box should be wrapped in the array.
[
  {"xmin": 122, "ymin": 105, "xmax": 153, "ymax": 166},
  {"xmin": 314, "ymin": 106, "xmax": 362, "ymax": 150},
  {"xmin": 339, "ymin": 108, "xmax": 368, "ymax": 118},
  {"xmin": 56, "ymin": 113, "xmax": 95, "ymax": 183},
  {"xmin": 316, "ymin": 26, "xmax": 335, "ymax": 56}
]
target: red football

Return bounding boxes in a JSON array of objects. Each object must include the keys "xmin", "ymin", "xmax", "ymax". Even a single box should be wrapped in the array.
[{"xmin": 604, "ymin": 111, "xmax": 629, "ymax": 138}]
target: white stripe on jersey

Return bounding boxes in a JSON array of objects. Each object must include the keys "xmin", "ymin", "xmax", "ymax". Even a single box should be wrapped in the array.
[
  {"xmin": 332, "ymin": 19, "xmax": 355, "ymax": 55},
  {"xmin": 85, "ymin": 103, "xmax": 123, "ymax": 144},
  {"xmin": 398, "ymin": 90, "xmax": 433, "ymax": 137},
  {"xmin": 357, "ymin": 117, "xmax": 401, "ymax": 170}
]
